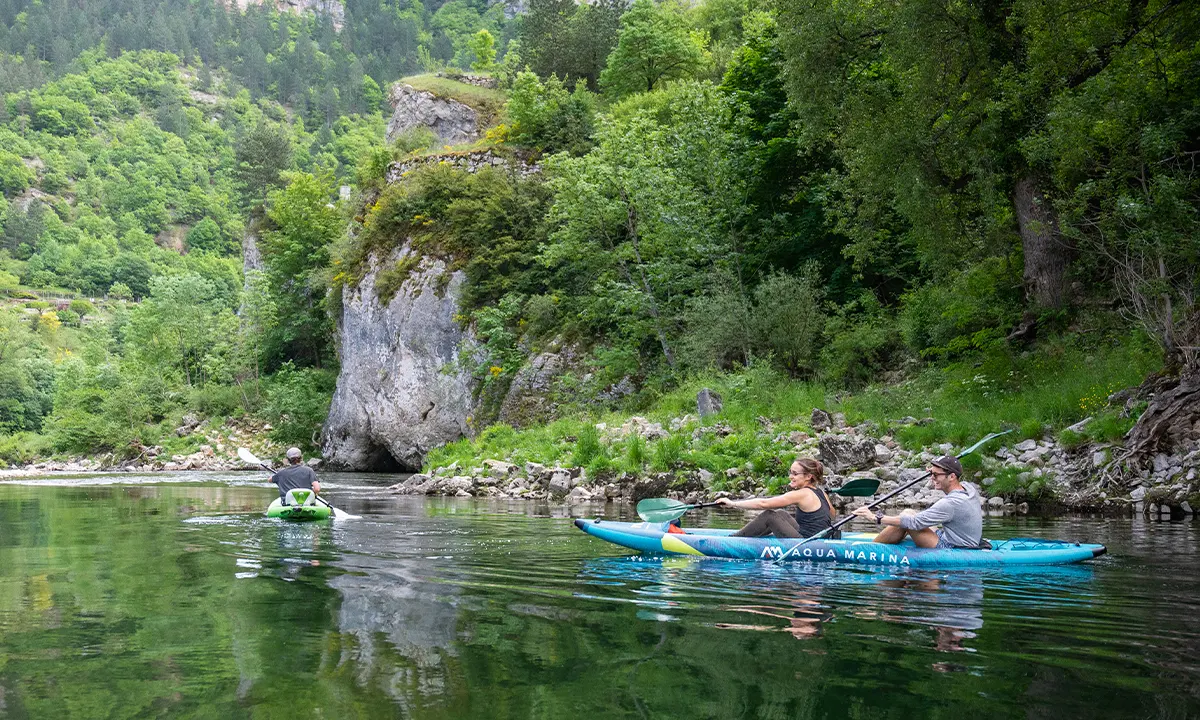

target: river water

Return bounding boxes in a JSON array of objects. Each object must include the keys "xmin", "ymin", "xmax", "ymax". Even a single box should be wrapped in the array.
[{"xmin": 0, "ymin": 471, "xmax": 1197, "ymax": 719}]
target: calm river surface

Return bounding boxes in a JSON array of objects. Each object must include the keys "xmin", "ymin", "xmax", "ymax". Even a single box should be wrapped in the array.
[{"xmin": 1, "ymin": 471, "xmax": 1198, "ymax": 719}]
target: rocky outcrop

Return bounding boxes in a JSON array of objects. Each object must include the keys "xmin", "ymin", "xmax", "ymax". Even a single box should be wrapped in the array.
[
  {"xmin": 497, "ymin": 345, "xmax": 577, "ymax": 428},
  {"xmin": 436, "ymin": 72, "xmax": 498, "ymax": 89},
  {"xmin": 321, "ymin": 243, "xmax": 478, "ymax": 471},
  {"xmin": 386, "ymin": 149, "xmax": 540, "ymax": 184},
  {"xmin": 386, "ymin": 83, "xmax": 479, "ymax": 146},
  {"xmin": 224, "ymin": 0, "xmax": 344, "ymax": 29},
  {"xmin": 242, "ymin": 227, "xmax": 263, "ymax": 273}
]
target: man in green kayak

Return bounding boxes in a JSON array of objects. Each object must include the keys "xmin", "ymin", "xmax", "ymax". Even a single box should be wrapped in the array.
[
  {"xmin": 851, "ymin": 455, "xmax": 983, "ymax": 549},
  {"xmin": 272, "ymin": 447, "xmax": 321, "ymax": 503}
]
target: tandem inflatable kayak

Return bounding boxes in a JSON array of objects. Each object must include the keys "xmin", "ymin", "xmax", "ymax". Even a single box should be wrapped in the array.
[
  {"xmin": 266, "ymin": 489, "xmax": 331, "ymax": 521},
  {"xmin": 574, "ymin": 519, "xmax": 1106, "ymax": 568}
]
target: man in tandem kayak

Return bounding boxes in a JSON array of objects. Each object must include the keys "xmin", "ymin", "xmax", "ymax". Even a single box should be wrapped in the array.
[
  {"xmin": 714, "ymin": 458, "xmax": 839, "ymax": 538},
  {"xmin": 851, "ymin": 455, "xmax": 983, "ymax": 548},
  {"xmin": 272, "ymin": 447, "xmax": 321, "ymax": 504}
]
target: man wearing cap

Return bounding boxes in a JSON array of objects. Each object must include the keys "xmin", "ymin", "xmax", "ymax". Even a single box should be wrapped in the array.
[
  {"xmin": 272, "ymin": 447, "xmax": 321, "ymax": 503},
  {"xmin": 851, "ymin": 455, "xmax": 983, "ymax": 549}
]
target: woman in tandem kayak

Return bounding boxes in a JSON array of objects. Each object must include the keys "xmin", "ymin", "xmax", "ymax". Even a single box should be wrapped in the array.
[{"xmin": 714, "ymin": 458, "xmax": 839, "ymax": 539}]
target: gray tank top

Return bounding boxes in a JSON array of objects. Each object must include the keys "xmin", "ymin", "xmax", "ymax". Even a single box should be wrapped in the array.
[{"xmin": 794, "ymin": 487, "xmax": 839, "ymax": 539}]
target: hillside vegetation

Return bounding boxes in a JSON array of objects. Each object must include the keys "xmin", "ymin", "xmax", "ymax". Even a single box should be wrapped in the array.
[{"xmin": 1, "ymin": 0, "xmax": 1198, "ymax": 482}]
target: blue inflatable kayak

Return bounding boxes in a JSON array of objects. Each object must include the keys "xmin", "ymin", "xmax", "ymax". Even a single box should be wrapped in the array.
[{"xmin": 574, "ymin": 519, "xmax": 1106, "ymax": 568}]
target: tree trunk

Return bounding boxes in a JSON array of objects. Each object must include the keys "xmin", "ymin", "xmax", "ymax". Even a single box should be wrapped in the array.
[{"xmin": 1013, "ymin": 175, "xmax": 1073, "ymax": 310}]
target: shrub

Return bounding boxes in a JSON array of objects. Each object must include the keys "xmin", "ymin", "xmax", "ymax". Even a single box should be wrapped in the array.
[
  {"xmin": 0, "ymin": 431, "xmax": 50, "ymax": 465},
  {"xmin": 69, "ymin": 298, "xmax": 94, "ymax": 316},
  {"xmin": 507, "ymin": 71, "xmax": 597, "ymax": 155},
  {"xmin": 820, "ymin": 294, "xmax": 902, "ymax": 387},
  {"xmin": 899, "ymin": 257, "xmax": 1023, "ymax": 359},
  {"xmin": 752, "ymin": 267, "xmax": 825, "ymax": 377}
]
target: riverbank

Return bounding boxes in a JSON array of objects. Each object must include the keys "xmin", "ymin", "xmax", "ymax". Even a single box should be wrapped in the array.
[
  {"xmin": 402, "ymin": 340, "xmax": 1198, "ymax": 519},
  {"xmin": 391, "ymin": 404, "xmax": 1200, "ymax": 518}
]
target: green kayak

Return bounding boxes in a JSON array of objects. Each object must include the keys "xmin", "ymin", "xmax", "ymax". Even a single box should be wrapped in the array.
[{"xmin": 266, "ymin": 489, "xmax": 331, "ymax": 521}]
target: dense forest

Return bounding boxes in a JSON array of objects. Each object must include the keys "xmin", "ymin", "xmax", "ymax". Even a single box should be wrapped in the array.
[{"xmin": 0, "ymin": 0, "xmax": 1196, "ymax": 470}]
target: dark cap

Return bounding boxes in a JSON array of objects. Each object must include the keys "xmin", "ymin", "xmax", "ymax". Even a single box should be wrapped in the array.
[{"xmin": 930, "ymin": 455, "xmax": 963, "ymax": 477}]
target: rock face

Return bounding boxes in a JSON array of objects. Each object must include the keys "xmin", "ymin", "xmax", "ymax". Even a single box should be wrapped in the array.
[
  {"xmin": 697, "ymin": 388, "xmax": 723, "ymax": 418},
  {"xmin": 386, "ymin": 83, "xmax": 479, "ymax": 146},
  {"xmin": 498, "ymin": 345, "xmax": 577, "ymax": 428},
  {"xmin": 818, "ymin": 434, "xmax": 877, "ymax": 473},
  {"xmin": 321, "ymin": 243, "xmax": 478, "ymax": 471},
  {"xmin": 386, "ymin": 149, "xmax": 541, "ymax": 185}
]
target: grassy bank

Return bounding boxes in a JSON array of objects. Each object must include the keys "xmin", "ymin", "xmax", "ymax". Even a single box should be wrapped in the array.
[{"xmin": 427, "ymin": 334, "xmax": 1161, "ymax": 487}]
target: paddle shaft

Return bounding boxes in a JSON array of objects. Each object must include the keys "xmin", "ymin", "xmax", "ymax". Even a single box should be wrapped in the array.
[
  {"xmin": 792, "ymin": 428, "xmax": 1011, "ymax": 547},
  {"xmin": 795, "ymin": 470, "xmax": 931, "ymax": 546}
]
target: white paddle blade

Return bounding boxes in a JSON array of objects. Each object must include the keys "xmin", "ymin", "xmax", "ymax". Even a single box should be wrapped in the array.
[
  {"xmin": 237, "ymin": 447, "xmax": 261, "ymax": 465},
  {"xmin": 331, "ymin": 508, "xmax": 361, "ymax": 520}
]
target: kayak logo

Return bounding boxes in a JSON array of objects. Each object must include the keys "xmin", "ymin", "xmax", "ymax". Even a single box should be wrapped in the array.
[{"xmin": 760, "ymin": 545, "xmax": 911, "ymax": 565}]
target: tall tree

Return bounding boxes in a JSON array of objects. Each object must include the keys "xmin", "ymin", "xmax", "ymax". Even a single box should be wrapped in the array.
[
  {"xmin": 261, "ymin": 171, "xmax": 341, "ymax": 368},
  {"xmin": 234, "ymin": 121, "xmax": 293, "ymax": 213},
  {"xmin": 600, "ymin": 0, "xmax": 703, "ymax": 97},
  {"xmin": 771, "ymin": 0, "xmax": 1194, "ymax": 312}
]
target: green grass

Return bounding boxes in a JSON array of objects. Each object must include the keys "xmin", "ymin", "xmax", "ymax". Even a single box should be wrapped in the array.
[
  {"xmin": 838, "ymin": 336, "xmax": 1160, "ymax": 446},
  {"xmin": 399, "ymin": 74, "xmax": 507, "ymax": 125},
  {"xmin": 423, "ymin": 334, "xmax": 1162, "ymax": 483}
]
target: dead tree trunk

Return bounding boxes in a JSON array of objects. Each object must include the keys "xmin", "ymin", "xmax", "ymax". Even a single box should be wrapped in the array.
[
  {"xmin": 1125, "ymin": 367, "xmax": 1200, "ymax": 458},
  {"xmin": 1013, "ymin": 175, "xmax": 1073, "ymax": 310}
]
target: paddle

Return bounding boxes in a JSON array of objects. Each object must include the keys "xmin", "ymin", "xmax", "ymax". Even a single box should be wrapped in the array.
[
  {"xmin": 790, "ymin": 429, "xmax": 1013, "ymax": 548},
  {"xmin": 238, "ymin": 447, "xmax": 359, "ymax": 520},
  {"xmin": 636, "ymin": 477, "xmax": 881, "ymax": 523}
]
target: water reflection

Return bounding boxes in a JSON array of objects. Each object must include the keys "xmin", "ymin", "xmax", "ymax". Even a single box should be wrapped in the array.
[{"xmin": 1, "ymin": 481, "xmax": 1199, "ymax": 719}]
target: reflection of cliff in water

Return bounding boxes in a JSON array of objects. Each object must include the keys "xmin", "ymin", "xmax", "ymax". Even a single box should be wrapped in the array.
[{"xmin": 328, "ymin": 554, "xmax": 461, "ymax": 702}]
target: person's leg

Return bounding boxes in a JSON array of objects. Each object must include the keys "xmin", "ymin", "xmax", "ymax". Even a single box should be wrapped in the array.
[
  {"xmin": 764, "ymin": 510, "xmax": 802, "ymax": 538},
  {"xmin": 732, "ymin": 510, "xmax": 802, "ymax": 538},
  {"xmin": 874, "ymin": 525, "xmax": 940, "ymax": 546},
  {"xmin": 873, "ymin": 525, "xmax": 907, "ymax": 544},
  {"xmin": 731, "ymin": 510, "xmax": 776, "ymax": 537},
  {"xmin": 908, "ymin": 528, "xmax": 940, "ymax": 548}
]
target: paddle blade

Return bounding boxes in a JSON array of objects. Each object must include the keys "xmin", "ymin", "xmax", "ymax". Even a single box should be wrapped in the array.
[
  {"xmin": 959, "ymin": 429, "xmax": 1013, "ymax": 457},
  {"xmin": 238, "ymin": 447, "xmax": 262, "ymax": 465},
  {"xmin": 636, "ymin": 497, "xmax": 693, "ymax": 523},
  {"xmin": 831, "ymin": 477, "xmax": 879, "ymax": 496}
]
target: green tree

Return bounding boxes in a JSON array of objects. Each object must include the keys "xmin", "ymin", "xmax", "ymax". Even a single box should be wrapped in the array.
[
  {"xmin": 506, "ymin": 71, "xmax": 597, "ymax": 155},
  {"xmin": 261, "ymin": 171, "xmax": 341, "ymax": 368},
  {"xmin": 600, "ymin": 0, "xmax": 703, "ymax": 96},
  {"xmin": 0, "ymin": 151, "xmax": 35, "ymax": 197},
  {"xmin": 186, "ymin": 217, "xmax": 233, "ymax": 255},
  {"xmin": 124, "ymin": 273, "xmax": 233, "ymax": 387},
  {"xmin": 235, "ymin": 122, "xmax": 293, "ymax": 213},
  {"xmin": 360, "ymin": 74, "xmax": 383, "ymax": 111},
  {"xmin": 468, "ymin": 29, "xmax": 497, "ymax": 71}
]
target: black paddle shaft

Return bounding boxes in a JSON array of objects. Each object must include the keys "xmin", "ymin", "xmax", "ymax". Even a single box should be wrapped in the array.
[{"xmin": 796, "ymin": 470, "xmax": 932, "ymax": 546}]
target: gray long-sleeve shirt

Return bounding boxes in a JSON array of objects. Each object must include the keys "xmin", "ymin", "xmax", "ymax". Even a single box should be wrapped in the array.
[{"xmin": 899, "ymin": 482, "xmax": 982, "ymax": 548}]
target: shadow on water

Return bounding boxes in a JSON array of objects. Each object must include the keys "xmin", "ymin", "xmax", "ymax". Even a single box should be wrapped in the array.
[{"xmin": 0, "ymin": 478, "xmax": 1198, "ymax": 718}]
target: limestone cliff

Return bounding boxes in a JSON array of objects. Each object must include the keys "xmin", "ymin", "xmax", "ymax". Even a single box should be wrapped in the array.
[
  {"xmin": 321, "ymin": 244, "xmax": 479, "ymax": 471},
  {"xmin": 386, "ymin": 83, "xmax": 479, "ymax": 146}
]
